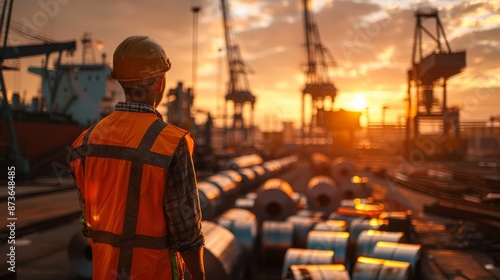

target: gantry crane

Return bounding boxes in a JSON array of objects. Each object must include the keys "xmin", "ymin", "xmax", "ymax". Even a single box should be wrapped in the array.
[
  {"xmin": 220, "ymin": 0, "xmax": 256, "ymax": 149},
  {"xmin": 301, "ymin": 0, "xmax": 338, "ymax": 141},
  {"xmin": 406, "ymin": 8, "xmax": 466, "ymax": 158}
]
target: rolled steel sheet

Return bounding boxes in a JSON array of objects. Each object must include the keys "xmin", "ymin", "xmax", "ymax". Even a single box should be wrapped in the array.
[
  {"xmin": 281, "ymin": 248, "xmax": 335, "ymax": 278},
  {"xmin": 216, "ymin": 208, "xmax": 257, "ymax": 254},
  {"xmin": 306, "ymin": 231, "xmax": 350, "ymax": 265},
  {"xmin": 356, "ymin": 230, "xmax": 405, "ymax": 257},
  {"xmin": 218, "ymin": 170, "xmax": 243, "ymax": 189},
  {"xmin": 225, "ymin": 154, "xmax": 263, "ymax": 170},
  {"xmin": 202, "ymin": 221, "xmax": 244, "ymax": 280},
  {"xmin": 263, "ymin": 160, "xmax": 282, "ymax": 174},
  {"xmin": 348, "ymin": 218, "xmax": 388, "ymax": 242},
  {"xmin": 206, "ymin": 174, "xmax": 238, "ymax": 197},
  {"xmin": 234, "ymin": 198, "xmax": 255, "ymax": 210},
  {"xmin": 67, "ymin": 232, "xmax": 92, "ymax": 279},
  {"xmin": 261, "ymin": 221, "xmax": 294, "ymax": 264},
  {"xmin": 198, "ymin": 181, "xmax": 223, "ymax": 220},
  {"xmin": 252, "ymin": 178, "xmax": 297, "ymax": 222},
  {"xmin": 313, "ymin": 220, "xmax": 347, "ymax": 232},
  {"xmin": 350, "ymin": 176, "xmax": 372, "ymax": 198},
  {"xmin": 331, "ymin": 157, "xmax": 356, "ymax": 184},
  {"xmin": 286, "ymin": 264, "xmax": 350, "ymax": 280},
  {"xmin": 238, "ymin": 167, "xmax": 257, "ymax": 190},
  {"xmin": 250, "ymin": 165, "xmax": 267, "ymax": 181},
  {"xmin": 296, "ymin": 209, "xmax": 327, "ymax": 219},
  {"xmin": 371, "ymin": 242, "xmax": 421, "ymax": 272},
  {"xmin": 286, "ymin": 215, "xmax": 323, "ymax": 248},
  {"xmin": 306, "ymin": 176, "xmax": 342, "ymax": 214},
  {"xmin": 351, "ymin": 256, "xmax": 410, "ymax": 280}
]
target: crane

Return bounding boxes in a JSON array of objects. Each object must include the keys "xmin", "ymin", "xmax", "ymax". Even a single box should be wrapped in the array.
[
  {"xmin": 406, "ymin": 7, "xmax": 466, "ymax": 158},
  {"xmin": 220, "ymin": 0, "xmax": 256, "ymax": 149},
  {"xmin": 301, "ymin": 0, "xmax": 338, "ymax": 140}
]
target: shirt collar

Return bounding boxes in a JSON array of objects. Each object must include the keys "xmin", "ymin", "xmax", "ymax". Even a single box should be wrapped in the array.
[{"xmin": 114, "ymin": 102, "xmax": 163, "ymax": 119}]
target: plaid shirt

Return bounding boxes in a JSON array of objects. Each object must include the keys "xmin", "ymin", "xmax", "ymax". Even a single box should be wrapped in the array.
[{"xmin": 100, "ymin": 102, "xmax": 204, "ymax": 252}]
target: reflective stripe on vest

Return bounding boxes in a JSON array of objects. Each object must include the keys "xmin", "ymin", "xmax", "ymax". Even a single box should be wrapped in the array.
[{"xmin": 71, "ymin": 119, "xmax": 183, "ymax": 280}]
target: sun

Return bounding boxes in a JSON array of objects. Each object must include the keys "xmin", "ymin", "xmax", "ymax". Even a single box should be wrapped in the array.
[{"xmin": 347, "ymin": 96, "xmax": 368, "ymax": 112}]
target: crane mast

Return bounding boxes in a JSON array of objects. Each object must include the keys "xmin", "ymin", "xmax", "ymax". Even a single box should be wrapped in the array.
[
  {"xmin": 301, "ymin": 0, "xmax": 337, "ymax": 140},
  {"xmin": 220, "ymin": 0, "xmax": 256, "ymax": 148}
]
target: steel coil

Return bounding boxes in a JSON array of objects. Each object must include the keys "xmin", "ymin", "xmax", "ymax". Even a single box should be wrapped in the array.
[
  {"xmin": 216, "ymin": 208, "xmax": 257, "ymax": 255},
  {"xmin": 331, "ymin": 157, "xmax": 356, "ymax": 185},
  {"xmin": 261, "ymin": 221, "xmax": 294, "ymax": 265},
  {"xmin": 351, "ymin": 256, "xmax": 410, "ymax": 280},
  {"xmin": 313, "ymin": 220, "xmax": 347, "ymax": 232},
  {"xmin": 296, "ymin": 209, "xmax": 327, "ymax": 219},
  {"xmin": 356, "ymin": 230, "xmax": 405, "ymax": 257},
  {"xmin": 218, "ymin": 170, "xmax": 243, "ymax": 190},
  {"xmin": 282, "ymin": 248, "xmax": 335, "ymax": 279},
  {"xmin": 206, "ymin": 174, "xmax": 238, "ymax": 197},
  {"xmin": 225, "ymin": 154, "xmax": 263, "ymax": 170},
  {"xmin": 348, "ymin": 218, "xmax": 388, "ymax": 242},
  {"xmin": 234, "ymin": 198, "xmax": 255, "ymax": 210},
  {"xmin": 238, "ymin": 167, "xmax": 257, "ymax": 190},
  {"xmin": 286, "ymin": 264, "xmax": 350, "ymax": 280},
  {"xmin": 306, "ymin": 231, "xmax": 350, "ymax": 265},
  {"xmin": 202, "ymin": 221, "xmax": 244, "ymax": 280},
  {"xmin": 252, "ymin": 178, "xmax": 297, "ymax": 222},
  {"xmin": 306, "ymin": 176, "xmax": 342, "ymax": 215},
  {"xmin": 286, "ymin": 215, "xmax": 323, "ymax": 248},
  {"xmin": 371, "ymin": 242, "xmax": 421, "ymax": 273},
  {"xmin": 198, "ymin": 181, "xmax": 223, "ymax": 220},
  {"xmin": 67, "ymin": 232, "xmax": 92, "ymax": 279}
]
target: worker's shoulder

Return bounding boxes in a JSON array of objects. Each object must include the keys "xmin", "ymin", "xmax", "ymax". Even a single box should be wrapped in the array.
[{"xmin": 163, "ymin": 122, "xmax": 191, "ymax": 139}]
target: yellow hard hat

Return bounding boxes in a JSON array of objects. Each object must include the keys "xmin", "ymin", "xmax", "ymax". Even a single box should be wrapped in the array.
[{"xmin": 111, "ymin": 35, "xmax": 171, "ymax": 87}]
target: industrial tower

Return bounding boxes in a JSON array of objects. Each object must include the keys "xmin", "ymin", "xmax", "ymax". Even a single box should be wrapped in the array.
[
  {"xmin": 220, "ymin": 0, "xmax": 256, "ymax": 149},
  {"xmin": 407, "ymin": 8, "xmax": 466, "ymax": 158},
  {"xmin": 301, "ymin": 0, "xmax": 338, "ymax": 142}
]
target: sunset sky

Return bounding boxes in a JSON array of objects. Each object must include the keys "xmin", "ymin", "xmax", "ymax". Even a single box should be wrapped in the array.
[{"xmin": 5, "ymin": 0, "xmax": 500, "ymax": 130}]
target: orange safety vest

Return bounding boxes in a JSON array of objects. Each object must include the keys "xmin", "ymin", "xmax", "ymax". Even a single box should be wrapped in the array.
[{"xmin": 70, "ymin": 111, "xmax": 195, "ymax": 280}]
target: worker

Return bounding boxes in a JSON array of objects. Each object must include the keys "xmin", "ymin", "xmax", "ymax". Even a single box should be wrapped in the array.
[{"xmin": 70, "ymin": 35, "xmax": 205, "ymax": 280}]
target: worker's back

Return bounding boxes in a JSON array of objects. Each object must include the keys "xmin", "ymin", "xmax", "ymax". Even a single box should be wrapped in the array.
[{"xmin": 71, "ymin": 110, "xmax": 189, "ymax": 279}]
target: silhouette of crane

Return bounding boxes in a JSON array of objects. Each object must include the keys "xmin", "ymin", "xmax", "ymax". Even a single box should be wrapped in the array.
[
  {"xmin": 301, "ymin": 0, "xmax": 338, "ymax": 141},
  {"xmin": 220, "ymin": 0, "xmax": 256, "ymax": 149}
]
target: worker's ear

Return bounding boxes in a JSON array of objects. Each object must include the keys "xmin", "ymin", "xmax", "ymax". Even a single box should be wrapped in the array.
[{"xmin": 153, "ymin": 75, "xmax": 165, "ymax": 108}]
